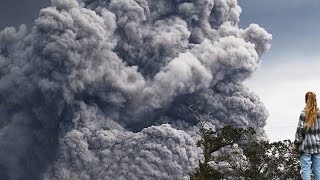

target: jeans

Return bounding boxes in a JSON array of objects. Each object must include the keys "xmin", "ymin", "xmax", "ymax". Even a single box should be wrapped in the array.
[{"xmin": 300, "ymin": 153, "xmax": 320, "ymax": 180}]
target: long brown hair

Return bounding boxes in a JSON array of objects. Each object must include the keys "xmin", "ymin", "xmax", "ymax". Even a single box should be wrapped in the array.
[{"xmin": 305, "ymin": 92, "xmax": 318, "ymax": 129}]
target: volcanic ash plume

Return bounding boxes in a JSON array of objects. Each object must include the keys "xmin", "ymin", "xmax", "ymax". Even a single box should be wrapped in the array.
[{"xmin": 0, "ymin": 0, "xmax": 271, "ymax": 179}]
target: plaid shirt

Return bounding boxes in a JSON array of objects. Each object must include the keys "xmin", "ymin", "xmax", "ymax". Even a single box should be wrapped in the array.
[{"xmin": 294, "ymin": 109, "xmax": 320, "ymax": 154}]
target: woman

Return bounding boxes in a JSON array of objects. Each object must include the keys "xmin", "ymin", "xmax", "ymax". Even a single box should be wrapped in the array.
[{"xmin": 294, "ymin": 91, "xmax": 320, "ymax": 180}]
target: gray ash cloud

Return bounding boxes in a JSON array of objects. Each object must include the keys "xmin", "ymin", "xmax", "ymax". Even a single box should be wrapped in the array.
[{"xmin": 0, "ymin": 0, "xmax": 271, "ymax": 179}]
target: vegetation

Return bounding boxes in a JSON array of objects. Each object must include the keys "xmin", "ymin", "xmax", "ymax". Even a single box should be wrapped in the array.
[{"xmin": 189, "ymin": 105, "xmax": 302, "ymax": 180}]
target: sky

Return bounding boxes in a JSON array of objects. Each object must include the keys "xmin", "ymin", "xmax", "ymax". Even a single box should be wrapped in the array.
[
  {"xmin": 239, "ymin": 0, "xmax": 320, "ymax": 141},
  {"xmin": 0, "ymin": 0, "xmax": 319, "ymax": 142},
  {"xmin": 0, "ymin": 0, "xmax": 50, "ymax": 29}
]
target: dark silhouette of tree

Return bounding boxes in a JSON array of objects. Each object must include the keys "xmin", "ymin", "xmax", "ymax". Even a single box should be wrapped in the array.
[
  {"xmin": 230, "ymin": 139, "xmax": 301, "ymax": 180},
  {"xmin": 189, "ymin": 105, "xmax": 255, "ymax": 180},
  {"xmin": 189, "ymin": 104, "xmax": 302, "ymax": 180}
]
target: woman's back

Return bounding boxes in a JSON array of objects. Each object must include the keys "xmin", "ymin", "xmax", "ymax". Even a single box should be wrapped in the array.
[
  {"xmin": 294, "ymin": 92, "xmax": 320, "ymax": 180},
  {"xmin": 299, "ymin": 109, "xmax": 320, "ymax": 154}
]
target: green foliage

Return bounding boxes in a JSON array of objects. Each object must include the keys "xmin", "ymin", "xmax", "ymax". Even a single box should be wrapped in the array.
[
  {"xmin": 189, "ymin": 160, "xmax": 223, "ymax": 180},
  {"xmin": 189, "ymin": 105, "xmax": 257, "ymax": 180},
  {"xmin": 188, "ymin": 104, "xmax": 302, "ymax": 180},
  {"xmin": 190, "ymin": 125, "xmax": 254, "ymax": 180},
  {"xmin": 236, "ymin": 139, "xmax": 301, "ymax": 179}
]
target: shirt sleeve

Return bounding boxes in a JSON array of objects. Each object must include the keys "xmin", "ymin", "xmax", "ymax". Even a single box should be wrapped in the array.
[{"xmin": 294, "ymin": 112, "xmax": 305, "ymax": 146}]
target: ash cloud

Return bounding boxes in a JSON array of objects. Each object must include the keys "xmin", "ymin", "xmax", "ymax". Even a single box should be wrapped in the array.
[{"xmin": 0, "ymin": 0, "xmax": 271, "ymax": 179}]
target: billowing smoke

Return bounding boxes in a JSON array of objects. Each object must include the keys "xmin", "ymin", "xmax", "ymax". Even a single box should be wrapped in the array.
[{"xmin": 0, "ymin": 0, "xmax": 271, "ymax": 179}]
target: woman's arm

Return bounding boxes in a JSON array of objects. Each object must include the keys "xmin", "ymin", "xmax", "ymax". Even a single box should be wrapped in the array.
[{"xmin": 294, "ymin": 113, "xmax": 305, "ymax": 148}]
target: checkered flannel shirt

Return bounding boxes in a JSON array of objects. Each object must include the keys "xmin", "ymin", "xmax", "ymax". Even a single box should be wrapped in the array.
[{"xmin": 294, "ymin": 109, "xmax": 320, "ymax": 154}]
